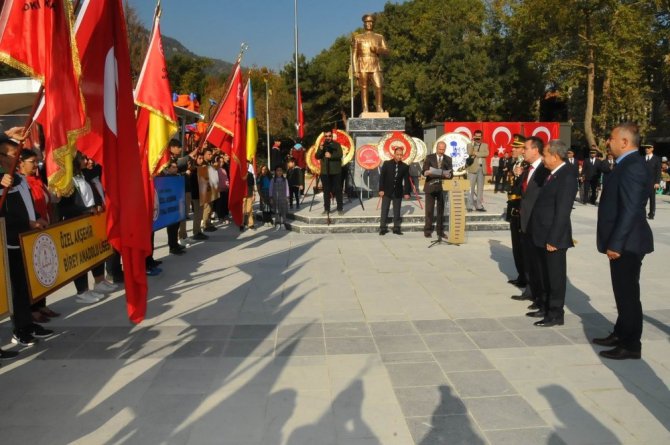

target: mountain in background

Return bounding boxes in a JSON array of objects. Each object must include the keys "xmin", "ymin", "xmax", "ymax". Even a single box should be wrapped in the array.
[{"xmin": 162, "ymin": 34, "xmax": 234, "ymax": 77}]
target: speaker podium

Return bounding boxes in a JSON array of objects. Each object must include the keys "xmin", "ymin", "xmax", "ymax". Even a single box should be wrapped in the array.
[{"xmin": 443, "ymin": 178, "xmax": 470, "ymax": 244}]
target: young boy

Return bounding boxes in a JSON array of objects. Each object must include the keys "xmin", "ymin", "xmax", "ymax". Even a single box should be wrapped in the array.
[{"xmin": 286, "ymin": 158, "xmax": 303, "ymax": 209}]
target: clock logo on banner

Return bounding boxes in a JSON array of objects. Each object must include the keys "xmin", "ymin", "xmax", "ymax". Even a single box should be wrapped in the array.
[
  {"xmin": 104, "ymin": 48, "xmax": 118, "ymax": 136},
  {"xmin": 412, "ymin": 137, "xmax": 428, "ymax": 164},
  {"xmin": 491, "ymin": 126, "xmax": 512, "ymax": 155},
  {"xmin": 532, "ymin": 126, "xmax": 552, "ymax": 144},
  {"xmin": 32, "ymin": 234, "xmax": 58, "ymax": 288},
  {"xmin": 435, "ymin": 132, "xmax": 470, "ymax": 176},
  {"xmin": 453, "ymin": 126, "xmax": 473, "ymax": 140}
]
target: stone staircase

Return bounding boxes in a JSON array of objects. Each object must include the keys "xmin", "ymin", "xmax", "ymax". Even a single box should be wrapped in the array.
[{"xmin": 284, "ymin": 211, "xmax": 509, "ymax": 234}]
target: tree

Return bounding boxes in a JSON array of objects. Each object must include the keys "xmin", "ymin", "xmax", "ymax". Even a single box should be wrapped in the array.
[{"xmin": 505, "ymin": 0, "xmax": 658, "ymax": 147}]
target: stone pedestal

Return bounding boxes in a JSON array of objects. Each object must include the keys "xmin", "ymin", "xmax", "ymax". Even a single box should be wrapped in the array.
[{"xmin": 347, "ymin": 117, "xmax": 406, "ymax": 194}]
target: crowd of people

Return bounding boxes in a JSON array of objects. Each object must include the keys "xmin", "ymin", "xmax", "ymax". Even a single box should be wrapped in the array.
[{"xmin": 0, "ymin": 121, "xmax": 664, "ymax": 363}]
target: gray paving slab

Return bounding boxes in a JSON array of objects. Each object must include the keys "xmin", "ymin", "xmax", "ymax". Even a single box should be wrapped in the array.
[{"xmin": 1, "ymin": 191, "xmax": 668, "ymax": 444}]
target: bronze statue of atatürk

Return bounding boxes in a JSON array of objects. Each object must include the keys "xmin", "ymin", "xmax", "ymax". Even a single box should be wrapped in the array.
[{"xmin": 352, "ymin": 14, "xmax": 388, "ymax": 114}]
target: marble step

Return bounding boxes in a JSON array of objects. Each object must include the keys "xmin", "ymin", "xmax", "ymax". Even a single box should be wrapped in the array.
[
  {"xmin": 285, "ymin": 220, "xmax": 509, "ymax": 234},
  {"xmin": 287, "ymin": 212, "xmax": 505, "ymax": 225}
]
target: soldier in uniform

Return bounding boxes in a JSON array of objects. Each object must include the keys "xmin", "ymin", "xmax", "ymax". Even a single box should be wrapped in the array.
[
  {"xmin": 352, "ymin": 14, "xmax": 389, "ymax": 113},
  {"xmin": 506, "ymin": 134, "xmax": 527, "ymax": 289}
]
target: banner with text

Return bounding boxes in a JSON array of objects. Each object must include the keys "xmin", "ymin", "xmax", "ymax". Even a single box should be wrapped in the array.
[
  {"xmin": 20, "ymin": 213, "xmax": 113, "ymax": 303},
  {"xmin": 0, "ymin": 218, "xmax": 11, "ymax": 319},
  {"xmin": 152, "ymin": 176, "xmax": 186, "ymax": 232}
]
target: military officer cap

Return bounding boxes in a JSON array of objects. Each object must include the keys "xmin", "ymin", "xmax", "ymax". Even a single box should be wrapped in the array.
[
  {"xmin": 362, "ymin": 14, "xmax": 375, "ymax": 22},
  {"xmin": 511, "ymin": 134, "xmax": 526, "ymax": 148}
]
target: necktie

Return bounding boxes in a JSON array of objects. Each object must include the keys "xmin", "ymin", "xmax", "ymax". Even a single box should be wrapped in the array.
[
  {"xmin": 394, "ymin": 163, "xmax": 398, "ymax": 179},
  {"xmin": 437, "ymin": 156, "xmax": 442, "ymax": 165},
  {"xmin": 545, "ymin": 173, "xmax": 554, "ymax": 185},
  {"xmin": 647, "ymin": 155, "xmax": 651, "ymax": 161},
  {"xmin": 522, "ymin": 165, "xmax": 535, "ymax": 193},
  {"xmin": 591, "ymin": 158, "xmax": 594, "ymax": 164}
]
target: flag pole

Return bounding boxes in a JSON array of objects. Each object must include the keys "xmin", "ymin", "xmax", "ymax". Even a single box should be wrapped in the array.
[{"xmin": 294, "ymin": 0, "xmax": 300, "ymax": 138}]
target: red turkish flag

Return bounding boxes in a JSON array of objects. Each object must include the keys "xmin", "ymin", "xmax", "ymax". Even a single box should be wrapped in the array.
[
  {"xmin": 483, "ymin": 122, "xmax": 522, "ymax": 174},
  {"xmin": 0, "ymin": 0, "xmax": 88, "ymax": 197},
  {"xmin": 228, "ymin": 68, "xmax": 247, "ymax": 227},
  {"xmin": 522, "ymin": 122, "xmax": 560, "ymax": 145},
  {"xmin": 444, "ymin": 122, "xmax": 484, "ymax": 141},
  {"xmin": 205, "ymin": 63, "xmax": 242, "ymax": 155},
  {"xmin": 297, "ymin": 88, "xmax": 305, "ymax": 139},
  {"xmin": 75, "ymin": 0, "xmax": 151, "ymax": 323}
]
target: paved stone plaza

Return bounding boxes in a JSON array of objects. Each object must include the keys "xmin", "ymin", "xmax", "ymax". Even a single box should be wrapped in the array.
[{"xmin": 1, "ymin": 192, "xmax": 669, "ymax": 444}]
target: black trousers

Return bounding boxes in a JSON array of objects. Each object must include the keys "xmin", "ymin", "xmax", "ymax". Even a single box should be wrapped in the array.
[
  {"xmin": 289, "ymin": 186, "xmax": 301, "ymax": 207},
  {"xmin": 424, "ymin": 191, "xmax": 445, "ymax": 234},
  {"xmin": 8, "ymin": 249, "xmax": 34, "ymax": 335},
  {"xmin": 646, "ymin": 187, "xmax": 656, "ymax": 216},
  {"xmin": 106, "ymin": 249, "xmax": 123, "ymax": 283},
  {"xmin": 321, "ymin": 174, "xmax": 343, "ymax": 212},
  {"xmin": 521, "ymin": 232, "xmax": 542, "ymax": 305},
  {"xmin": 74, "ymin": 263, "xmax": 105, "ymax": 294},
  {"xmin": 380, "ymin": 195, "xmax": 402, "ymax": 229},
  {"xmin": 509, "ymin": 216, "xmax": 525, "ymax": 282},
  {"xmin": 610, "ymin": 252, "xmax": 644, "ymax": 351},
  {"xmin": 584, "ymin": 178, "xmax": 598, "ymax": 204},
  {"xmin": 167, "ymin": 222, "xmax": 179, "ymax": 249},
  {"xmin": 494, "ymin": 172, "xmax": 506, "ymax": 191},
  {"xmin": 537, "ymin": 246, "xmax": 567, "ymax": 320}
]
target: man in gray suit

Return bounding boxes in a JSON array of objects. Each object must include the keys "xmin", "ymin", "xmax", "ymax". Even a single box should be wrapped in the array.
[{"xmin": 466, "ymin": 129, "xmax": 489, "ymax": 212}]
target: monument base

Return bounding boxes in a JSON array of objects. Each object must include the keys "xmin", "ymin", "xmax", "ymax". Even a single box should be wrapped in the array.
[
  {"xmin": 360, "ymin": 111, "xmax": 390, "ymax": 118},
  {"xmin": 347, "ymin": 117, "xmax": 406, "ymax": 194}
]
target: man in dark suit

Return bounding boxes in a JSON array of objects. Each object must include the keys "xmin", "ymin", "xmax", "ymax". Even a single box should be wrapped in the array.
[
  {"xmin": 594, "ymin": 123, "xmax": 654, "ymax": 360},
  {"xmin": 528, "ymin": 140, "xmax": 577, "ymax": 327},
  {"xmin": 581, "ymin": 147, "xmax": 602, "ymax": 204},
  {"xmin": 642, "ymin": 144, "xmax": 662, "ymax": 219},
  {"xmin": 378, "ymin": 147, "xmax": 411, "ymax": 235},
  {"xmin": 315, "ymin": 130, "xmax": 344, "ymax": 215},
  {"xmin": 506, "ymin": 134, "xmax": 527, "ymax": 287},
  {"xmin": 422, "ymin": 141, "xmax": 453, "ymax": 238},
  {"xmin": 518, "ymin": 137, "xmax": 550, "ymax": 311}
]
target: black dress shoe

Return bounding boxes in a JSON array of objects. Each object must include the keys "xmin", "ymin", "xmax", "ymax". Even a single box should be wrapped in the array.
[
  {"xmin": 534, "ymin": 318, "xmax": 564, "ymax": 327},
  {"xmin": 437, "ymin": 232, "xmax": 448, "ymax": 239},
  {"xmin": 527, "ymin": 303, "xmax": 539, "ymax": 310},
  {"xmin": 507, "ymin": 278, "xmax": 519, "ymax": 284},
  {"xmin": 647, "ymin": 214, "xmax": 654, "ymax": 220},
  {"xmin": 379, "ymin": 228, "xmax": 388, "ymax": 236},
  {"xmin": 513, "ymin": 281, "xmax": 527, "ymax": 288},
  {"xmin": 424, "ymin": 232, "xmax": 432, "ymax": 238},
  {"xmin": 592, "ymin": 333, "xmax": 620, "ymax": 347},
  {"xmin": 0, "ymin": 348, "xmax": 19, "ymax": 360},
  {"xmin": 526, "ymin": 310, "xmax": 544, "ymax": 318},
  {"xmin": 511, "ymin": 294, "xmax": 532, "ymax": 301},
  {"xmin": 393, "ymin": 229, "xmax": 403, "ymax": 235},
  {"xmin": 599, "ymin": 346, "xmax": 641, "ymax": 360}
]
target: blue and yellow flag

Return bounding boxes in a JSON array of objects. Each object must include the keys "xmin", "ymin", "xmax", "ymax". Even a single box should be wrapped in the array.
[{"xmin": 245, "ymin": 80, "xmax": 258, "ymax": 162}]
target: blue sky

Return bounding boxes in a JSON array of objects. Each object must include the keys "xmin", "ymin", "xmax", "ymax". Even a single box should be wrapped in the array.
[{"xmin": 128, "ymin": 0, "xmax": 407, "ymax": 70}]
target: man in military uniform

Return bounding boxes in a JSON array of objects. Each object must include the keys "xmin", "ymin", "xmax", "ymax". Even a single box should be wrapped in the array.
[
  {"xmin": 352, "ymin": 14, "xmax": 388, "ymax": 113},
  {"xmin": 506, "ymin": 134, "xmax": 527, "ymax": 288}
]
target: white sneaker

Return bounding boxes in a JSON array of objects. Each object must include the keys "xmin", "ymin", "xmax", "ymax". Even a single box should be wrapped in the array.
[
  {"xmin": 76, "ymin": 290, "xmax": 102, "ymax": 304},
  {"xmin": 178, "ymin": 238, "xmax": 192, "ymax": 247},
  {"xmin": 94, "ymin": 281, "xmax": 118, "ymax": 293}
]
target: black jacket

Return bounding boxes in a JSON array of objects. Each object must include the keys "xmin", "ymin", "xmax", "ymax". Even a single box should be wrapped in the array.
[
  {"xmin": 0, "ymin": 175, "xmax": 34, "ymax": 247},
  {"xmin": 421, "ymin": 153, "xmax": 453, "ymax": 193},
  {"xmin": 520, "ymin": 162, "xmax": 550, "ymax": 233},
  {"xmin": 379, "ymin": 160, "xmax": 411, "ymax": 198},
  {"xmin": 597, "ymin": 152, "xmax": 653, "ymax": 255},
  {"xmin": 315, "ymin": 141, "xmax": 343, "ymax": 176},
  {"xmin": 287, "ymin": 166, "xmax": 303, "ymax": 188},
  {"xmin": 529, "ymin": 163, "xmax": 577, "ymax": 249},
  {"xmin": 582, "ymin": 157, "xmax": 602, "ymax": 181},
  {"xmin": 645, "ymin": 154, "xmax": 662, "ymax": 185}
]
